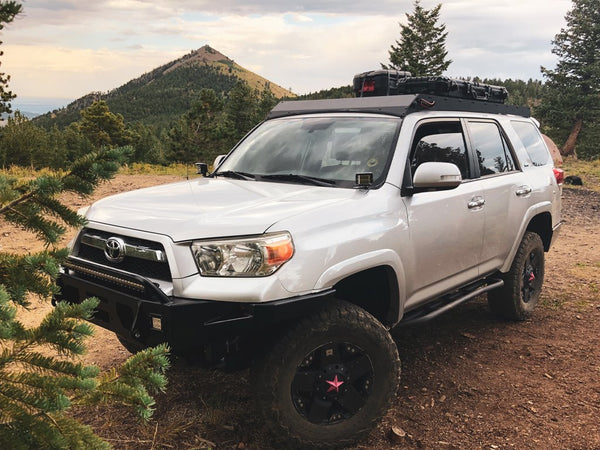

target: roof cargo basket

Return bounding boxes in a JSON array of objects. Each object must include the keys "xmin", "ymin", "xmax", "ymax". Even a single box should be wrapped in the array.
[{"xmin": 268, "ymin": 94, "xmax": 530, "ymax": 119}]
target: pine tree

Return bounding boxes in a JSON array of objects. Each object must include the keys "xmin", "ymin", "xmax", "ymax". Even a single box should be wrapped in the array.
[
  {"xmin": 0, "ymin": 1, "xmax": 21, "ymax": 114},
  {"xmin": 0, "ymin": 150, "xmax": 170, "ymax": 449},
  {"xmin": 0, "ymin": 3, "xmax": 170, "ymax": 447},
  {"xmin": 537, "ymin": 0, "xmax": 600, "ymax": 159},
  {"xmin": 224, "ymin": 81, "xmax": 260, "ymax": 142},
  {"xmin": 383, "ymin": 0, "xmax": 452, "ymax": 76},
  {"xmin": 78, "ymin": 101, "xmax": 134, "ymax": 148}
]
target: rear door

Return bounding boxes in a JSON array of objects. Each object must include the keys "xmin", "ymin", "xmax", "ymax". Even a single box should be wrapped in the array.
[{"xmin": 463, "ymin": 119, "xmax": 529, "ymax": 275}]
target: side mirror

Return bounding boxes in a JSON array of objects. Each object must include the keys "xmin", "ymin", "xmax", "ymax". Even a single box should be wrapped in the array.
[
  {"xmin": 195, "ymin": 162, "xmax": 208, "ymax": 176},
  {"xmin": 213, "ymin": 155, "xmax": 227, "ymax": 170},
  {"xmin": 413, "ymin": 162, "xmax": 462, "ymax": 190}
]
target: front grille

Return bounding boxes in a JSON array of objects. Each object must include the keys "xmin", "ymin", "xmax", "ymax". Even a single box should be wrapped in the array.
[{"xmin": 75, "ymin": 228, "xmax": 172, "ymax": 281}]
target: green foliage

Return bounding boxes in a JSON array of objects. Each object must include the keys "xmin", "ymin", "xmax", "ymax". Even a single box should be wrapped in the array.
[
  {"xmin": 0, "ymin": 103, "xmax": 134, "ymax": 169},
  {"xmin": 295, "ymin": 85, "xmax": 355, "ymax": 100},
  {"xmin": 0, "ymin": 112, "xmax": 48, "ymax": 168},
  {"xmin": 0, "ymin": 1, "xmax": 21, "ymax": 115},
  {"xmin": 0, "ymin": 149, "xmax": 170, "ymax": 448},
  {"xmin": 166, "ymin": 82, "xmax": 278, "ymax": 164},
  {"xmin": 383, "ymin": 0, "xmax": 451, "ymax": 76},
  {"xmin": 537, "ymin": 0, "xmax": 600, "ymax": 159},
  {"xmin": 2, "ymin": 77, "xmax": 280, "ymax": 170},
  {"xmin": 78, "ymin": 101, "xmax": 134, "ymax": 148},
  {"xmin": 478, "ymin": 78, "xmax": 545, "ymax": 107}
]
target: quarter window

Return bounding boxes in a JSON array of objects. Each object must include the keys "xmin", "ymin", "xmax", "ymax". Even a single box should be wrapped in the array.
[
  {"xmin": 511, "ymin": 121, "xmax": 550, "ymax": 166},
  {"xmin": 467, "ymin": 121, "xmax": 516, "ymax": 176}
]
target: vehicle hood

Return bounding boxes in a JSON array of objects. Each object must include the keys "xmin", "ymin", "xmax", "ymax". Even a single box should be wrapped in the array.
[{"xmin": 85, "ymin": 178, "xmax": 358, "ymax": 241}]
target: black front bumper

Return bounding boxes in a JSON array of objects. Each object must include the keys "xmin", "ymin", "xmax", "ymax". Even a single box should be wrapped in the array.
[{"xmin": 55, "ymin": 257, "xmax": 334, "ymax": 354}]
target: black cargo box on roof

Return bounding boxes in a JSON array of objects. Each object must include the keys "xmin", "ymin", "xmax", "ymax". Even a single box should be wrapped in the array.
[
  {"xmin": 394, "ymin": 76, "xmax": 509, "ymax": 103},
  {"xmin": 353, "ymin": 69, "xmax": 412, "ymax": 97},
  {"xmin": 268, "ymin": 94, "xmax": 530, "ymax": 119}
]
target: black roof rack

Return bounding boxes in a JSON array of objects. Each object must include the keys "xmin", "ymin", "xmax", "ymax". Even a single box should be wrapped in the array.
[{"xmin": 268, "ymin": 94, "xmax": 530, "ymax": 119}]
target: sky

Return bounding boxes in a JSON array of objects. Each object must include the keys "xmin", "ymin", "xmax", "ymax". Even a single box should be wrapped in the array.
[{"xmin": 3, "ymin": 0, "xmax": 572, "ymax": 112}]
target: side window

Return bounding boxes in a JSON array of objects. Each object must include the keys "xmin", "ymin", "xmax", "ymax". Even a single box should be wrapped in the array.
[
  {"xmin": 511, "ymin": 120, "xmax": 550, "ymax": 166},
  {"xmin": 467, "ymin": 121, "xmax": 516, "ymax": 176},
  {"xmin": 410, "ymin": 121, "xmax": 469, "ymax": 179}
]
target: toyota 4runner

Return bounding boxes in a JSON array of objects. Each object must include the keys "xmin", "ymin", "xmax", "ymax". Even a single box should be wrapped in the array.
[{"xmin": 56, "ymin": 89, "xmax": 563, "ymax": 447}]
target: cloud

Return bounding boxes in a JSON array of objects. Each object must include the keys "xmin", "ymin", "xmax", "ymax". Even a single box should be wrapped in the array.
[
  {"xmin": 3, "ymin": 44, "xmax": 180, "ymax": 97},
  {"xmin": 4, "ymin": 0, "xmax": 571, "ymax": 99}
]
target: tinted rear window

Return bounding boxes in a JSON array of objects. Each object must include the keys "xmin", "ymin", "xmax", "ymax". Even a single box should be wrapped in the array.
[{"xmin": 511, "ymin": 121, "xmax": 550, "ymax": 166}]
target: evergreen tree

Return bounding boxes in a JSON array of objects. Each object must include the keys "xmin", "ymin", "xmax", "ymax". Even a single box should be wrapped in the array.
[
  {"xmin": 130, "ymin": 123, "xmax": 166, "ymax": 164},
  {"xmin": 0, "ymin": 4, "xmax": 170, "ymax": 447},
  {"xmin": 0, "ymin": 149, "xmax": 170, "ymax": 448},
  {"xmin": 537, "ymin": 0, "xmax": 600, "ymax": 159},
  {"xmin": 78, "ymin": 101, "xmax": 134, "ymax": 148},
  {"xmin": 0, "ymin": 1, "xmax": 21, "ymax": 114},
  {"xmin": 256, "ymin": 86, "xmax": 278, "ymax": 121},
  {"xmin": 224, "ymin": 81, "xmax": 260, "ymax": 143},
  {"xmin": 383, "ymin": 0, "xmax": 451, "ymax": 76}
]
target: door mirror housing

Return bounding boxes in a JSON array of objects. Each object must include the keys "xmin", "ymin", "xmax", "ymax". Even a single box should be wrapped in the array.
[
  {"xmin": 413, "ymin": 162, "xmax": 462, "ymax": 190},
  {"xmin": 213, "ymin": 155, "xmax": 227, "ymax": 170}
]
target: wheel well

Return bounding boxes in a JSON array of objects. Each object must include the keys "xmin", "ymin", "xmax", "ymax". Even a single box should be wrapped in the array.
[
  {"xmin": 332, "ymin": 266, "xmax": 399, "ymax": 327},
  {"xmin": 526, "ymin": 212, "xmax": 553, "ymax": 251}
]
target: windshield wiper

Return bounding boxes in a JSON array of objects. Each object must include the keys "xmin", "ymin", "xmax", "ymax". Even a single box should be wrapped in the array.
[
  {"xmin": 260, "ymin": 174, "xmax": 336, "ymax": 187},
  {"xmin": 213, "ymin": 170, "xmax": 256, "ymax": 181}
]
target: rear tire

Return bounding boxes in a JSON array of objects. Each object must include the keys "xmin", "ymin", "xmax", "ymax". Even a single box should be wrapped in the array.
[
  {"xmin": 253, "ymin": 300, "xmax": 400, "ymax": 448},
  {"xmin": 488, "ymin": 231, "xmax": 545, "ymax": 320}
]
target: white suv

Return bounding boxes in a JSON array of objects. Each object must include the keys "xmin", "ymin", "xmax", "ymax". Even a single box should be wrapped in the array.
[{"xmin": 57, "ymin": 92, "xmax": 563, "ymax": 447}]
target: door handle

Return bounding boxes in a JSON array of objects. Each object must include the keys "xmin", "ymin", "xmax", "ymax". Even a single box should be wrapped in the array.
[
  {"xmin": 516, "ymin": 185, "xmax": 532, "ymax": 197},
  {"xmin": 468, "ymin": 197, "xmax": 485, "ymax": 209}
]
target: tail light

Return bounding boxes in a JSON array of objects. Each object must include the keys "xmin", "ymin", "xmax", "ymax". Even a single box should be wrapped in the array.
[{"xmin": 553, "ymin": 168, "xmax": 565, "ymax": 185}]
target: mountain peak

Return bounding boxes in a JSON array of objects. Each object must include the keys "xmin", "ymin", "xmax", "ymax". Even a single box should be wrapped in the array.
[
  {"xmin": 33, "ymin": 45, "xmax": 294, "ymax": 128},
  {"xmin": 165, "ymin": 45, "xmax": 232, "ymax": 73},
  {"xmin": 165, "ymin": 45, "xmax": 292, "ymax": 98}
]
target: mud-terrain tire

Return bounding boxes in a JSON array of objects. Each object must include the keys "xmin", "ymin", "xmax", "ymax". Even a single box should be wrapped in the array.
[
  {"xmin": 488, "ymin": 231, "xmax": 545, "ymax": 321},
  {"xmin": 253, "ymin": 300, "xmax": 401, "ymax": 448}
]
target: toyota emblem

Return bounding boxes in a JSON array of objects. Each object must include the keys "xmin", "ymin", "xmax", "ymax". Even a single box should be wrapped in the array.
[{"xmin": 104, "ymin": 237, "xmax": 126, "ymax": 263}]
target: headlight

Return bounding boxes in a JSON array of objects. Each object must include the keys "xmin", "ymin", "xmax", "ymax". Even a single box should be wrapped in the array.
[{"xmin": 191, "ymin": 232, "xmax": 294, "ymax": 277}]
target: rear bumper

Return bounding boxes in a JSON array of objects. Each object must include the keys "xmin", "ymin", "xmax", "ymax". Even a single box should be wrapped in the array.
[{"xmin": 55, "ymin": 258, "xmax": 334, "ymax": 354}]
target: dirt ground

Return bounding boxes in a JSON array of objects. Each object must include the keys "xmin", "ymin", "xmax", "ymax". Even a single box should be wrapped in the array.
[{"xmin": 3, "ymin": 175, "xmax": 599, "ymax": 449}]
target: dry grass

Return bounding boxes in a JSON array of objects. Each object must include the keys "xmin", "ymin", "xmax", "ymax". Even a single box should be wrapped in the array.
[{"xmin": 562, "ymin": 156, "xmax": 600, "ymax": 191}]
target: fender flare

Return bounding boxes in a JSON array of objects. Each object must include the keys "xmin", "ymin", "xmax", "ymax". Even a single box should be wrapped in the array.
[
  {"xmin": 500, "ymin": 201, "xmax": 552, "ymax": 273},
  {"xmin": 314, "ymin": 249, "xmax": 406, "ymax": 325}
]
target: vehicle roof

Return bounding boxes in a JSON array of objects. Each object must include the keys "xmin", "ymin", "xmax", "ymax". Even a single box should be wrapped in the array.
[{"xmin": 268, "ymin": 94, "xmax": 530, "ymax": 120}]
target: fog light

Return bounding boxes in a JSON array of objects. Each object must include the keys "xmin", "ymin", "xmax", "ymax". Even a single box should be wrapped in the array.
[{"xmin": 151, "ymin": 316, "xmax": 162, "ymax": 331}]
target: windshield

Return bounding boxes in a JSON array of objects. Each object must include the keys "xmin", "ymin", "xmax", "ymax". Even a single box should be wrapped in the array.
[{"xmin": 216, "ymin": 116, "xmax": 401, "ymax": 188}]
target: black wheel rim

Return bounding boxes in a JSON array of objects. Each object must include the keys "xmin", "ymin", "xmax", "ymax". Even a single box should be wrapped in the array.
[
  {"xmin": 522, "ymin": 249, "xmax": 542, "ymax": 303},
  {"xmin": 291, "ymin": 341, "xmax": 374, "ymax": 424}
]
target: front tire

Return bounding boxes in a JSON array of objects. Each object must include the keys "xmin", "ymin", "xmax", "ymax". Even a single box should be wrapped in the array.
[
  {"xmin": 253, "ymin": 300, "xmax": 400, "ymax": 448},
  {"xmin": 488, "ymin": 231, "xmax": 545, "ymax": 321}
]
